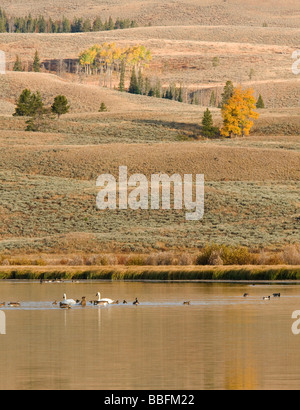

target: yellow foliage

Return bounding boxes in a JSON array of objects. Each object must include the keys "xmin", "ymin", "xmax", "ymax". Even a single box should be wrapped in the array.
[
  {"xmin": 79, "ymin": 43, "xmax": 152, "ymax": 69},
  {"xmin": 220, "ymin": 87, "xmax": 259, "ymax": 137}
]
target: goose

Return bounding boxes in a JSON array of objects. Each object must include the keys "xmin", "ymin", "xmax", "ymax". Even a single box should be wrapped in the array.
[
  {"xmin": 183, "ymin": 301, "xmax": 191, "ymax": 305},
  {"xmin": 59, "ymin": 302, "xmax": 71, "ymax": 309},
  {"xmin": 263, "ymin": 296, "xmax": 271, "ymax": 300},
  {"xmin": 8, "ymin": 302, "xmax": 20, "ymax": 307},
  {"xmin": 94, "ymin": 292, "xmax": 114, "ymax": 305},
  {"xmin": 62, "ymin": 294, "xmax": 76, "ymax": 305},
  {"xmin": 133, "ymin": 298, "xmax": 140, "ymax": 306},
  {"xmin": 79, "ymin": 297, "xmax": 87, "ymax": 307}
]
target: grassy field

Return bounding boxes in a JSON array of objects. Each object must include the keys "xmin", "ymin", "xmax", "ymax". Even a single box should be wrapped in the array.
[
  {"xmin": 1, "ymin": 25, "xmax": 299, "ymax": 109},
  {"xmin": 0, "ymin": 1, "xmax": 299, "ymax": 260}
]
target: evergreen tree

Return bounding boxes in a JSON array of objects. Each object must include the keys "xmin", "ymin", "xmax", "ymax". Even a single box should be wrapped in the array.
[
  {"xmin": 256, "ymin": 94, "xmax": 265, "ymax": 109},
  {"xmin": 62, "ymin": 17, "xmax": 71, "ymax": 33},
  {"xmin": 37, "ymin": 16, "xmax": 46, "ymax": 33},
  {"xmin": 119, "ymin": 60, "xmax": 126, "ymax": 92},
  {"xmin": 14, "ymin": 89, "xmax": 44, "ymax": 117},
  {"xmin": 144, "ymin": 77, "xmax": 151, "ymax": 96},
  {"xmin": 0, "ymin": 16, "xmax": 6, "ymax": 32},
  {"xmin": 154, "ymin": 79, "xmax": 162, "ymax": 98},
  {"xmin": 33, "ymin": 50, "xmax": 41, "ymax": 72},
  {"xmin": 25, "ymin": 106, "xmax": 50, "ymax": 132},
  {"xmin": 82, "ymin": 19, "xmax": 91, "ymax": 32},
  {"xmin": 0, "ymin": 10, "xmax": 137, "ymax": 33},
  {"xmin": 202, "ymin": 108, "xmax": 218, "ymax": 138},
  {"xmin": 178, "ymin": 86, "xmax": 183, "ymax": 103},
  {"xmin": 99, "ymin": 102, "xmax": 108, "ymax": 112},
  {"xmin": 148, "ymin": 88, "xmax": 155, "ymax": 97},
  {"xmin": 13, "ymin": 55, "xmax": 23, "ymax": 71},
  {"xmin": 221, "ymin": 81, "xmax": 234, "ymax": 108},
  {"xmin": 71, "ymin": 18, "xmax": 83, "ymax": 33},
  {"xmin": 137, "ymin": 69, "xmax": 144, "ymax": 95},
  {"xmin": 209, "ymin": 91, "xmax": 217, "ymax": 107},
  {"xmin": 93, "ymin": 17, "xmax": 103, "ymax": 32},
  {"xmin": 107, "ymin": 16, "xmax": 114, "ymax": 30},
  {"xmin": 128, "ymin": 68, "xmax": 139, "ymax": 94},
  {"xmin": 51, "ymin": 95, "xmax": 70, "ymax": 119}
]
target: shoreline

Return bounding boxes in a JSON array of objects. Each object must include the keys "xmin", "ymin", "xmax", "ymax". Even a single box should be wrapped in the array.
[{"xmin": 0, "ymin": 265, "xmax": 300, "ymax": 281}]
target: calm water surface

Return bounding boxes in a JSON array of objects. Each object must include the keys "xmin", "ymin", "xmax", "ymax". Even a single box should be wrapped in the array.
[{"xmin": 1, "ymin": 281, "xmax": 300, "ymax": 390}]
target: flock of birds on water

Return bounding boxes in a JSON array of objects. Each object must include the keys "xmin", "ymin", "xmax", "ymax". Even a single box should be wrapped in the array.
[
  {"xmin": 0, "ymin": 292, "xmax": 141, "ymax": 309},
  {"xmin": 0, "ymin": 280, "xmax": 282, "ymax": 309},
  {"xmin": 244, "ymin": 293, "xmax": 281, "ymax": 300}
]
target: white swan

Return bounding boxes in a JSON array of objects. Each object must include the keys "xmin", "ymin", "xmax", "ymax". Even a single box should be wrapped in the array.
[
  {"xmin": 62, "ymin": 293, "xmax": 76, "ymax": 305},
  {"xmin": 94, "ymin": 292, "xmax": 114, "ymax": 305}
]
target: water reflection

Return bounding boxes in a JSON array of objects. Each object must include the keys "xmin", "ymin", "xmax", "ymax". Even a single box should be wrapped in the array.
[{"xmin": 0, "ymin": 282, "xmax": 300, "ymax": 389}]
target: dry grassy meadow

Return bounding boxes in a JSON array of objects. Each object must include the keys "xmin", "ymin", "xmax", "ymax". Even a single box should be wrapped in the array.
[{"xmin": 0, "ymin": 0, "xmax": 299, "ymax": 267}]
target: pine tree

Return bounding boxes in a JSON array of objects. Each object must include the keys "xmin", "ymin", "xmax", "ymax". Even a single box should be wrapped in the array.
[
  {"xmin": 51, "ymin": 95, "xmax": 70, "ymax": 119},
  {"xmin": 144, "ymin": 77, "xmax": 151, "ymax": 96},
  {"xmin": 128, "ymin": 68, "xmax": 139, "ymax": 94},
  {"xmin": 209, "ymin": 91, "xmax": 217, "ymax": 107},
  {"xmin": 14, "ymin": 89, "xmax": 44, "ymax": 117},
  {"xmin": 137, "ymin": 69, "xmax": 144, "ymax": 95},
  {"xmin": 37, "ymin": 16, "xmax": 46, "ymax": 33},
  {"xmin": 202, "ymin": 108, "xmax": 217, "ymax": 137},
  {"xmin": 62, "ymin": 17, "xmax": 71, "ymax": 33},
  {"xmin": 93, "ymin": 17, "xmax": 103, "ymax": 32},
  {"xmin": 221, "ymin": 81, "xmax": 234, "ymax": 108},
  {"xmin": 82, "ymin": 19, "xmax": 91, "ymax": 32},
  {"xmin": 0, "ymin": 16, "xmax": 6, "ymax": 32},
  {"xmin": 33, "ymin": 50, "xmax": 41, "ymax": 72},
  {"xmin": 13, "ymin": 55, "xmax": 23, "ymax": 71},
  {"xmin": 148, "ymin": 88, "xmax": 155, "ymax": 97},
  {"xmin": 25, "ymin": 106, "xmax": 50, "ymax": 132},
  {"xmin": 178, "ymin": 86, "xmax": 183, "ymax": 103},
  {"xmin": 107, "ymin": 16, "xmax": 114, "ymax": 30},
  {"xmin": 99, "ymin": 102, "xmax": 108, "ymax": 112},
  {"xmin": 119, "ymin": 60, "xmax": 126, "ymax": 92},
  {"xmin": 256, "ymin": 94, "xmax": 265, "ymax": 109},
  {"xmin": 154, "ymin": 79, "xmax": 161, "ymax": 98}
]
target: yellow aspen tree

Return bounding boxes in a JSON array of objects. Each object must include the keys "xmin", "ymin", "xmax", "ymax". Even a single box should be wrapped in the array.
[
  {"xmin": 79, "ymin": 43, "xmax": 152, "ymax": 87},
  {"xmin": 220, "ymin": 87, "xmax": 259, "ymax": 137}
]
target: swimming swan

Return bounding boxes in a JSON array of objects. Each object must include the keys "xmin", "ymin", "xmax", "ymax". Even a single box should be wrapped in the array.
[
  {"xmin": 62, "ymin": 293, "xmax": 76, "ymax": 305},
  {"xmin": 94, "ymin": 292, "xmax": 114, "ymax": 305}
]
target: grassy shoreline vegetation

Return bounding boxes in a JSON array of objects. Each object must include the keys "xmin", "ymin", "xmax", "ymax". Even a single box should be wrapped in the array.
[{"xmin": 0, "ymin": 265, "xmax": 300, "ymax": 281}]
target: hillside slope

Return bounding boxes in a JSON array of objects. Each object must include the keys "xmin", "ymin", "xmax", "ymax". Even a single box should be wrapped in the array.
[{"xmin": 0, "ymin": 0, "xmax": 299, "ymax": 27}]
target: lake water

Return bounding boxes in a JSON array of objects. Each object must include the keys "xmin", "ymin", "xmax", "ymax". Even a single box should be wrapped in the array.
[{"xmin": 0, "ymin": 281, "xmax": 300, "ymax": 390}]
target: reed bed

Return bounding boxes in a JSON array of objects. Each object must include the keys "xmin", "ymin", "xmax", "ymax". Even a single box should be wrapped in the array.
[{"xmin": 0, "ymin": 266, "xmax": 300, "ymax": 281}]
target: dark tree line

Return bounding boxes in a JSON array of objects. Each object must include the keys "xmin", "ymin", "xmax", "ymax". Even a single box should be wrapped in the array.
[{"xmin": 0, "ymin": 9, "xmax": 138, "ymax": 33}]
